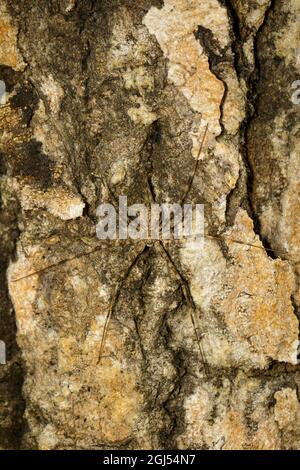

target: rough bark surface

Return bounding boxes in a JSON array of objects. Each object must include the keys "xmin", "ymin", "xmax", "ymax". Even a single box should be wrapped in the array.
[{"xmin": 0, "ymin": 0, "xmax": 300, "ymax": 450}]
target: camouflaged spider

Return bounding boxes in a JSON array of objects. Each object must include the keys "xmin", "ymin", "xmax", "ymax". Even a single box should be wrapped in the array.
[
  {"xmin": 10, "ymin": 115, "xmax": 282, "ymax": 377},
  {"xmin": 10, "ymin": 117, "xmax": 210, "ymax": 375}
]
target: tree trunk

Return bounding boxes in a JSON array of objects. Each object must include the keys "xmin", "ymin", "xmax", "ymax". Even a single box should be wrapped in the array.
[{"xmin": 1, "ymin": 0, "xmax": 300, "ymax": 450}]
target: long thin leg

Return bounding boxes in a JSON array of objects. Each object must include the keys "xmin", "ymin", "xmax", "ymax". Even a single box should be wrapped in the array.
[
  {"xmin": 157, "ymin": 240, "xmax": 210, "ymax": 377},
  {"xmin": 97, "ymin": 244, "xmax": 148, "ymax": 364}
]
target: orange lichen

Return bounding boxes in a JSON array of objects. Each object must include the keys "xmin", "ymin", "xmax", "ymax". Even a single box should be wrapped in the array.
[{"xmin": 0, "ymin": 5, "xmax": 25, "ymax": 70}]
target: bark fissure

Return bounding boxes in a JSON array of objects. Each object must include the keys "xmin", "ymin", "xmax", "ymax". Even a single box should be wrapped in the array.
[{"xmin": 224, "ymin": 0, "xmax": 279, "ymax": 260}]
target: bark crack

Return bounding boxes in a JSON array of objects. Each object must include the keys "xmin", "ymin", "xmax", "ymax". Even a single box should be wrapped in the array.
[{"xmin": 223, "ymin": 0, "xmax": 279, "ymax": 260}]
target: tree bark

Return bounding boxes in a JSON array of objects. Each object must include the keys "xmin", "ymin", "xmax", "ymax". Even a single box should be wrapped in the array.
[{"xmin": 0, "ymin": 0, "xmax": 300, "ymax": 450}]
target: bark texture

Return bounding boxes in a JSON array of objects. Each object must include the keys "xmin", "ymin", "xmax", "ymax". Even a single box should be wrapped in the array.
[{"xmin": 1, "ymin": 0, "xmax": 300, "ymax": 450}]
